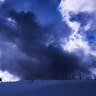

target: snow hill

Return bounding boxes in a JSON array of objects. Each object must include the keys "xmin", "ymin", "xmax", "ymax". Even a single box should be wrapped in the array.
[{"xmin": 0, "ymin": 80, "xmax": 96, "ymax": 96}]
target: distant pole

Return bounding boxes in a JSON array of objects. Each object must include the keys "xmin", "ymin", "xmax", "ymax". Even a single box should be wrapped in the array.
[
  {"xmin": 94, "ymin": 75, "xmax": 96, "ymax": 80},
  {"xmin": 61, "ymin": 72, "xmax": 64, "ymax": 80}
]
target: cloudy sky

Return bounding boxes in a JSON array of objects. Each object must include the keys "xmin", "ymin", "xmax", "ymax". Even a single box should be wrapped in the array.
[{"xmin": 0, "ymin": 0, "xmax": 96, "ymax": 82}]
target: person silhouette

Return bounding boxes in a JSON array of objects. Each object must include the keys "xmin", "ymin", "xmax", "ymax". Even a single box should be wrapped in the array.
[{"xmin": 0, "ymin": 78, "xmax": 2, "ymax": 82}]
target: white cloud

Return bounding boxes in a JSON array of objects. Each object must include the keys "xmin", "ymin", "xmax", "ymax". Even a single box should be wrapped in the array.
[
  {"xmin": 61, "ymin": 32, "xmax": 96, "ymax": 56},
  {"xmin": 0, "ymin": 70, "xmax": 20, "ymax": 82},
  {"xmin": 4, "ymin": 17, "xmax": 18, "ymax": 30},
  {"xmin": 59, "ymin": 0, "xmax": 96, "ymax": 14},
  {"xmin": 59, "ymin": 0, "xmax": 95, "ymax": 32},
  {"xmin": 0, "ymin": 0, "xmax": 6, "ymax": 8},
  {"xmin": 0, "ymin": 0, "xmax": 5, "ymax": 2},
  {"xmin": 0, "ymin": 41, "xmax": 31, "ymax": 82},
  {"xmin": 84, "ymin": 22, "xmax": 92, "ymax": 31},
  {"xmin": 59, "ymin": 0, "xmax": 96, "ymax": 57},
  {"xmin": 0, "ymin": 0, "xmax": 5, "ymax": 5}
]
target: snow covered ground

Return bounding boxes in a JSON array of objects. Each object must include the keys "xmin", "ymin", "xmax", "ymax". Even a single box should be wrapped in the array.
[{"xmin": 0, "ymin": 80, "xmax": 96, "ymax": 96}]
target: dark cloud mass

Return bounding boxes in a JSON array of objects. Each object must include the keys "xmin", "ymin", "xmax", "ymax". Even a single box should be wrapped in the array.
[
  {"xmin": 2, "ymin": 0, "xmax": 61, "ymax": 25},
  {"xmin": 0, "ymin": 0, "xmax": 92, "ymax": 80}
]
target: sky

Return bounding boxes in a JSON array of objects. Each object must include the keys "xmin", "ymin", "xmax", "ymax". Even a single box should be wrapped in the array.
[{"xmin": 0, "ymin": 0, "xmax": 96, "ymax": 82}]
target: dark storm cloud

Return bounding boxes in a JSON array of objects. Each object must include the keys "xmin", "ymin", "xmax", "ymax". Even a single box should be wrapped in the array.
[
  {"xmin": 0, "ymin": 0, "xmax": 61, "ymax": 25},
  {"xmin": 0, "ymin": 0, "xmax": 90, "ymax": 79},
  {"xmin": 45, "ymin": 45, "xmax": 89, "ymax": 76},
  {"xmin": 13, "ymin": 45, "xmax": 88, "ymax": 80},
  {"xmin": 7, "ymin": 10, "xmax": 71, "ymax": 56},
  {"xmin": 0, "ymin": 10, "xmax": 89, "ymax": 79},
  {"xmin": 8, "ymin": 10, "xmax": 48, "ymax": 55}
]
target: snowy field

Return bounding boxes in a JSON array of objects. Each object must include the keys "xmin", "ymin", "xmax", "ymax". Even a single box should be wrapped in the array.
[{"xmin": 0, "ymin": 80, "xmax": 96, "ymax": 96}]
